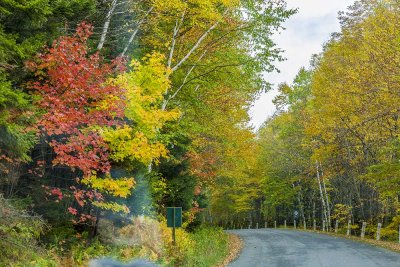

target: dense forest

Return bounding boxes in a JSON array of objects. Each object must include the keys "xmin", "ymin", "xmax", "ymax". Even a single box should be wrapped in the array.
[
  {"xmin": 0, "ymin": 0, "xmax": 294, "ymax": 266},
  {"xmin": 1, "ymin": 0, "xmax": 400, "ymax": 266},
  {"xmin": 257, "ymin": 0, "xmax": 400, "ymax": 241}
]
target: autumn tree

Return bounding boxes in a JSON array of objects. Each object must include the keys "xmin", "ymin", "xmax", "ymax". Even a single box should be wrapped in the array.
[
  {"xmin": 306, "ymin": 0, "xmax": 400, "ymax": 223},
  {"xmin": 29, "ymin": 23, "xmax": 179, "ymax": 224}
]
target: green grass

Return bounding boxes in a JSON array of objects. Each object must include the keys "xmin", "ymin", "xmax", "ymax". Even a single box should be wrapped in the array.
[
  {"xmin": 1, "ymin": 199, "xmax": 230, "ymax": 267},
  {"xmin": 182, "ymin": 227, "xmax": 229, "ymax": 267}
]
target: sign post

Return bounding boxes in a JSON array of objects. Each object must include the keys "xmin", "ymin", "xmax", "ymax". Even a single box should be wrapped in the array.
[{"xmin": 167, "ymin": 207, "xmax": 182, "ymax": 245}]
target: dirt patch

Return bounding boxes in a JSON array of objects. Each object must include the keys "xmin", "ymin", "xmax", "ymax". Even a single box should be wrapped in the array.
[{"xmin": 215, "ymin": 233, "xmax": 243, "ymax": 267}]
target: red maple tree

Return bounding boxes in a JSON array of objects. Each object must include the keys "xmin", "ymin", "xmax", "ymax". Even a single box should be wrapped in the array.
[{"xmin": 29, "ymin": 22, "xmax": 126, "ymax": 221}]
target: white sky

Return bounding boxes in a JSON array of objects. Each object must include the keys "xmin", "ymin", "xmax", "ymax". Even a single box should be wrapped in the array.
[{"xmin": 249, "ymin": 0, "xmax": 355, "ymax": 129}]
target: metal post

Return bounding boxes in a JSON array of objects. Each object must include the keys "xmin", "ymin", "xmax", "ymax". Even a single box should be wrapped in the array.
[
  {"xmin": 294, "ymin": 220, "xmax": 296, "ymax": 229},
  {"xmin": 376, "ymin": 223, "xmax": 382, "ymax": 241},
  {"xmin": 172, "ymin": 209, "xmax": 176, "ymax": 245},
  {"xmin": 361, "ymin": 222, "xmax": 366, "ymax": 238},
  {"xmin": 304, "ymin": 219, "xmax": 306, "ymax": 230},
  {"xmin": 335, "ymin": 220, "xmax": 338, "ymax": 233},
  {"xmin": 284, "ymin": 220, "xmax": 287, "ymax": 229},
  {"xmin": 346, "ymin": 220, "xmax": 351, "ymax": 236},
  {"xmin": 313, "ymin": 219, "xmax": 316, "ymax": 231},
  {"xmin": 274, "ymin": 221, "xmax": 277, "ymax": 229}
]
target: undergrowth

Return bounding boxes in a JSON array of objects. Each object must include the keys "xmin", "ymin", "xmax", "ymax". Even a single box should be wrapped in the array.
[{"xmin": 0, "ymin": 196, "xmax": 229, "ymax": 267}]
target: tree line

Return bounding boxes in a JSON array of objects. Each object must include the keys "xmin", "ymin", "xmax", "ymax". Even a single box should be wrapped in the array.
[
  {"xmin": 0, "ymin": 0, "xmax": 295, "ymax": 263},
  {"xmin": 255, "ymin": 0, "xmax": 400, "ymax": 239}
]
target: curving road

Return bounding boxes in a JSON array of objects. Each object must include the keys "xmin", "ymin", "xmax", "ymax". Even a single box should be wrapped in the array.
[{"xmin": 228, "ymin": 229, "xmax": 400, "ymax": 267}]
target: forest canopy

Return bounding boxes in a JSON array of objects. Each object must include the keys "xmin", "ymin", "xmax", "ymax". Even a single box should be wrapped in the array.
[
  {"xmin": 2, "ymin": 0, "xmax": 399, "ymax": 265},
  {"xmin": 0, "ymin": 0, "xmax": 295, "ymax": 265}
]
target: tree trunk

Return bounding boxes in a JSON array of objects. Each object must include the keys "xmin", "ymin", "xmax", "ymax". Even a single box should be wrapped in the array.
[
  {"xmin": 319, "ymin": 163, "xmax": 331, "ymax": 230},
  {"xmin": 97, "ymin": 0, "xmax": 118, "ymax": 50},
  {"xmin": 316, "ymin": 161, "xmax": 328, "ymax": 228}
]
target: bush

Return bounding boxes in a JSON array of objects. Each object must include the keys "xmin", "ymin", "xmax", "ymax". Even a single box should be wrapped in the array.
[
  {"xmin": 0, "ymin": 195, "xmax": 59, "ymax": 266},
  {"xmin": 0, "ymin": 210, "xmax": 230, "ymax": 267},
  {"xmin": 185, "ymin": 227, "xmax": 229, "ymax": 267}
]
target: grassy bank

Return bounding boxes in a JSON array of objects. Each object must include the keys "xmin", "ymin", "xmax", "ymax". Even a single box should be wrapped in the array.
[{"xmin": 0, "ymin": 196, "xmax": 232, "ymax": 266}]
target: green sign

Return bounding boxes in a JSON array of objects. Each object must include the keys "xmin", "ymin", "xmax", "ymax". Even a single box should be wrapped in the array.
[{"xmin": 167, "ymin": 207, "xmax": 182, "ymax": 228}]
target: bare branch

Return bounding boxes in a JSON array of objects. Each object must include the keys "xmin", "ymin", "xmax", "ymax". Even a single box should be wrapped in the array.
[
  {"xmin": 120, "ymin": 6, "xmax": 154, "ymax": 57},
  {"xmin": 167, "ymin": 10, "xmax": 186, "ymax": 68},
  {"xmin": 162, "ymin": 49, "xmax": 209, "ymax": 110},
  {"xmin": 170, "ymin": 9, "xmax": 229, "ymax": 73}
]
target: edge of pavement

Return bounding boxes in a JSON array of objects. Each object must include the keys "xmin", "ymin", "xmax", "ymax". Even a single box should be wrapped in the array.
[{"xmin": 216, "ymin": 233, "xmax": 243, "ymax": 267}]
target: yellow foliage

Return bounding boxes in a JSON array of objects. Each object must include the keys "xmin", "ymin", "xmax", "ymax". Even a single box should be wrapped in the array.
[
  {"xmin": 116, "ymin": 53, "xmax": 179, "ymax": 134},
  {"xmin": 159, "ymin": 220, "xmax": 194, "ymax": 260},
  {"xmin": 151, "ymin": 0, "xmax": 239, "ymax": 28},
  {"xmin": 305, "ymin": 5, "xmax": 400, "ymax": 170},
  {"xmin": 92, "ymin": 201, "xmax": 130, "ymax": 214},
  {"xmin": 102, "ymin": 53, "xmax": 180, "ymax": 166},
  {"xmin": 102, "ymin": 126, "xmax": 168, "ymax": 165},
  {"xmin": 81, "ymin": 174, "xmax": 135, "ymax": 198}
]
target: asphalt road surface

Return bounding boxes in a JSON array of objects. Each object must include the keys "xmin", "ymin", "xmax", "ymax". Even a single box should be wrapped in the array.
[{"xmin": 228, "ymin": 229, "xmax": 400, "ymax": 267}]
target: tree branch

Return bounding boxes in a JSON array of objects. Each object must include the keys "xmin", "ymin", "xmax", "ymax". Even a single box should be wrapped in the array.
[
  {"xmin": 120, "ymin": 6, "xmax": 154, "ymax": 57},
  {"xmin": 167, "ymin": 10, "xmax": 186, "ymax": 68},
  {"xmin": 170, "ymin": 9, "xmax": 228, "ymax": 73},
  {"xmin": 162, "ymin": 49, "xmax": 208, "ymax": 110}
]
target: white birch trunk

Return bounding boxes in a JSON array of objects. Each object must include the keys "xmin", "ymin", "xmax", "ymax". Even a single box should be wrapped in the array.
[
  {"xmin": 316, "ymin": 161, "xmax": 328, "ymax": 228},
  {"xmin": 97, "ymin": 0, "xmax": 118, "ymax": 50},
  {"xmin": 320, "ymin": 163, "xmax": 331, "ymax": 230},
  {"xmin": 170, "ymin": 9, "xmax": 228, "ymax": 72},
  {"xmin": 167, "ymin": 11, "xmax": 186, "ymax": 68},
  {"xmin": 120, "ymin": 7, "xmax": 153, "ymax": 57}
]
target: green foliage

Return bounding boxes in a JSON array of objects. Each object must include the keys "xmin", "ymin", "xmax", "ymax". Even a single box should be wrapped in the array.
[
  {"xmin": 181, "ymin": 227, "xmax": 229, "ymax": 267},
  {"xmin": 332, "ymin": 204, "xmax": 352, "ymax": 224},
  {"xmin": 0, "ymin": 74, "xmax": 36, "ymax": 162},
  {"xmin": 0, "ymin": 195, "xmax": 58, "ymax": 266},
  {"xmin": 0, "ymin": 0, "xmax": 294, "ymax": 264},
  {"xmin": 70, "ymin": 239, "xmax": 111, "ymax": 266}
]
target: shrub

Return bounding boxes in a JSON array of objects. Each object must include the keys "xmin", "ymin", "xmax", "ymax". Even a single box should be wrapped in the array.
[{"xmin": 0, "ymin": 195, "xmax": 58, "ymax": 266}]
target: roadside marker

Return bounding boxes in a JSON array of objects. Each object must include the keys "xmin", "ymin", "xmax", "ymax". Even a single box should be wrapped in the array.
[
  {"xmin": 376, "ymin": 223, "xmax": 382, "ymax": 241},
  {"xmin": 361, "ymin": 222, "xmax": 366, "ymax": 238},
  {"xmin": 346, "ymin": 220, "xmax": 351, "ymax": 236}
]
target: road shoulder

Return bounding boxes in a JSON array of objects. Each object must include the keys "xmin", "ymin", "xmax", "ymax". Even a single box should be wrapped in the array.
[
  {"xmin": 313, "ymin": 230, "xmax": 400, "ymax": 254},
  {"xmin": 216, "ymin": 233, "xmax": 243, "ymax": 267}
]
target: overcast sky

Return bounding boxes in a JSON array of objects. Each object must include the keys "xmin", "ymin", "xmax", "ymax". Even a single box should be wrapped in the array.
[{"xmin": 249, "ymin": 0, "xmax": 355, "ymax": 129}]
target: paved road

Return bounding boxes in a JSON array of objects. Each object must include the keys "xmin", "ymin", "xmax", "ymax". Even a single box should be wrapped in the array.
[{"xmin": 228, "ymin": 229, "xmax": 400, "ymax": 267}]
